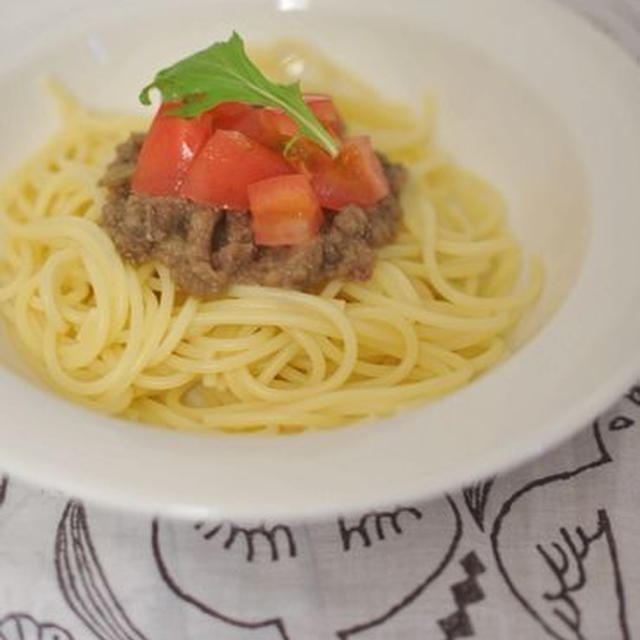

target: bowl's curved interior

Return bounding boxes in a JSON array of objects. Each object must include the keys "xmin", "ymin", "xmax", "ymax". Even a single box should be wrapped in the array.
[{"xmin": 0, "ymin": 0, "xmax": 639, "ymax": 519}]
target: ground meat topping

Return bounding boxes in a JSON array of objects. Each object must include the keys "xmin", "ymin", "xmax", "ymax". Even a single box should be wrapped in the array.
[{"xmin": 99, "ymin": 134, "xmax": 407, "ymax": 298}]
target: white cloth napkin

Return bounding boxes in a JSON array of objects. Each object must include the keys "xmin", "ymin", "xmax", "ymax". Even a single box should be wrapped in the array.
[{"xmin": 0, "ymin": 1, "xmax": 639, "ymax": 638}]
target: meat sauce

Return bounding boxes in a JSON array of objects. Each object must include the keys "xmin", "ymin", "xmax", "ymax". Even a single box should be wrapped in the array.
[{"xmin": 100, "ymin": 133, "xmax": 407, "ymax": 298}]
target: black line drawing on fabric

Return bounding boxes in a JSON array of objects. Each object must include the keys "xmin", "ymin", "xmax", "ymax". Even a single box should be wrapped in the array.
[
  {"xmin": 193, "ymin": 521, "xmax": 297, "ymax": 561},
  {"xmin": 154, "ymin": 518, "xmax": 293, "ymax": 639},
  {"xmin": 491, "ymin": 422, "xmax": 630, "ymax": 640},
  {"xmin": 338, "ymin": 507, "xmax": 422, "ymax": 551},
  {"xmin": 0, "ymin": 476, "xmax": 7, "ymax": 506},
  {"xmin": 153, "ymin": 496, "xmax": 462, "ymax": 639},
  {"xmin": 462, "ymin": 480, "xmax": 495, "ymax": 532},
  {"xmin": 625, "ymin": 385, "xmax": 640, "ymax": 407},
  {"xmin": 55, "ymin": 502, "xmax": 149, "ymax": 640},
  {"xmin": 437, "ymin": 551, "xmax": 486, "ymax": 639},
  {"xmin": 0, "ymin": 612, "xmax": 74, "ymax": 640},
  {"xmin": 535, "ymin": 510, "xmax": 626, "ymax": 638},
  {"xmin": 608, "ymin": 414, "xmax": 634, "ymax": 431},
  {"xmin": 336, "ymin": 496, "xmax": 462, "ymax": 639}
]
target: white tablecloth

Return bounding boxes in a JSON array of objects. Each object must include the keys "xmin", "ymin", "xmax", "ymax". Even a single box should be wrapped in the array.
[{"xmin": 1, "ymin": 1, "xmax": 639, "ymax": 638}]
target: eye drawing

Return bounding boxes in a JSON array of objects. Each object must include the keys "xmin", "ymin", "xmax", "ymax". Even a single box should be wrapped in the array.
[
  {"xmin": 194, "ymin": 521, "xmax": 297, "ymax": 562},
  {"xmin": 338, "ymin": 507, "xmax": 422, "ymax": 551}
]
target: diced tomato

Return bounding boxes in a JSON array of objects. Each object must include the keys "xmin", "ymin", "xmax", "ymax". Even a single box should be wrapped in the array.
[
  {"xmin": 248, "ymin": 174, "xmax": 323, "ymax": 246},
  {"xmin": 132, "ymin": 102, "xmax": 213, "ymax": 196},
  {"xmin": 284, "ymin": 138, "xmax": 333, "ymax": 177},
  {"xmin": 310, "ymin": 136, "xmax": 389, "ymax": 210},
  {"xmin": 231, "ymin": 108, "xmax": 297, "ymax": 148},
  {"xmin": 181, "ymin": 130, "xmax": 294, "ymax": 209},
  {"xmin": 225, "ymin": 109, "xmax": 263, "ymax": 144},
  {"xmin": 304, "ymin": 94, "xmax": 344, "ymax": 136},
  {"xmin": 264, "ymin": 109, "xmax": 298, "ymax": 138},
  {"xmin": 207, "ymin": 101, "xmax": 253, "ymax": 130},
  {"xmin": 232, "ymin": 97, "xmax": 343, "ymax": 150}
]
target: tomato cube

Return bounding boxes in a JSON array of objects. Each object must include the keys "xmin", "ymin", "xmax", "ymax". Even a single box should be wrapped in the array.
[
  {"xmin": 231, "ymin": 108, "xmax": 298, "ymax": 149},
  {"xmin": 304, "ymin": 94, "xmax": 345, "ymax": 136},
  {"xmin": 232, "ymin": 98, "xmax": 342, "ymax": 150},
  {"xmin": 181, "ymin": 130, "xmax": 294, "ymax": 209},
  {"xmin": 284, "ymin": 138, "xmax": 333, "ymax": 178},
  {"xmin": 310, "ymin": 136, "xmax": 389, "ymax": 210},
  {"xmin": 248, "ymin": 174, "xmax": 324, "ymax": 246},
  {"xmin": 207, "ymin": 101, "xmax": 254, "ymax": 130},
  {"xmin": 132, "ymin": 102, "xmax": 213, "ymax": 196}
]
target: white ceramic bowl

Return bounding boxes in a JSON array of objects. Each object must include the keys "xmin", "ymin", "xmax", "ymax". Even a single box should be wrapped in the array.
[{"xmin": 1, "ymin": 0, "xmax": 639, "ymax": 520}]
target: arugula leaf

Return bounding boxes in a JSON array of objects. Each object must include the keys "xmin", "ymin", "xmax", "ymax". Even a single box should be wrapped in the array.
[{"xmin": 139, "ymin": 32, "xmax": 340, "ymax": 157}]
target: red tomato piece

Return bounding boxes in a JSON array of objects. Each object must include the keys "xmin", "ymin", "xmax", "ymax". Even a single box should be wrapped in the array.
[
  {"xmin": 248, "ymin": 174, "xmax": 323, "ymax": 246},
  {"xmin": 232, "ymin": 98, "xmax": 342, "ymax": 150},
  {"xmin": 181, "ymin": 130, "xmax": 294, "ymax": 209},
  {"xmin": 231, "ymin": 108, "xmax": 297, "ymax": 148},
  {"xmin": 304, "ymin": 94, "xmax": 345, "ymax": 135},
  {"xmin": 207, "ymin": 101, "xmax": 253, "ymax": 130},
  {"xmin": 264, "ymin": 109, "xmax": 298, "ymax": 138},
  {"xmin": 311, "ymin": 136, "xmax": 390, "ymax": 210},
  {"xmin": 222, "ymin": 108, "xmax": 264, "ymax": 144},
  {"xmin": 283, "ymin": 138, "xmax": 333, "ymax": 178},
  {"xmin": 132, "ymin": 102, "xmax": 213, "ymax": 197}
]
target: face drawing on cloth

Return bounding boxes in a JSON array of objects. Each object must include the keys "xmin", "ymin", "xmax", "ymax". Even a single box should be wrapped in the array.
[
  {"xmin": 152, "ymin": 498, "xmax": 462, "ymax": 639},
  {"xmin": 488, "ymin": 389, "xmax": 640, "ymax": 640}
]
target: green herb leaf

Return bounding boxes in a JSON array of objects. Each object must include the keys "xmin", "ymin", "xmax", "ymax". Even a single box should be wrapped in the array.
[{"xmin": 139, "ymin": 32, "xmax": 340, "ymax": 157}]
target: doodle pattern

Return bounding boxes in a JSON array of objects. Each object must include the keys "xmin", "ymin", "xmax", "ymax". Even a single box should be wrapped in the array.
[
  {"xmin": 337, "ymin": 507, "xmax": 423, "ymax": 551},
  {"xmin": 153, "ymin": 517, "xmax": 293, "ymax": 639},
  {"xmin": 0, "ymin": 613, "xmax": 74, "ymax": 640},
  {"xmin": 462, "ymin": 481, "xmax": 495, "ymax": 533},
  {"xmin": 491, "ymin": 421, "xmax": 631, "ymax": 640},
  {"xmin": 535, "ymin": 510, "xmax": 627, "ymax": 639},
  {"xmin": 336, "ymin": 498, "xmax": 463, "ymax": 639},
  {"xmin": 625, "ymin": 385, "xmax": 640, "ymax": 407},
  {"xmin": 55, "ymin": 502, "xmax": 149, "ymax": 640},
  {"xmin": 437, "ymin": 552, "xmax": 487, "ymax": 639},
  {"xmin": 193, "ymin": 520, "xmax": 298, "ymax": 562},
  {"xmin": 150, "ymin": 497, "xmax": 463, "ymax": 639}
]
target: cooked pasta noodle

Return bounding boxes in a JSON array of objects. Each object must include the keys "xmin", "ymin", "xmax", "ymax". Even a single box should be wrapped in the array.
[{"xmin": 0, "ymin": 41, "xmax": 542, "ymax": 432}]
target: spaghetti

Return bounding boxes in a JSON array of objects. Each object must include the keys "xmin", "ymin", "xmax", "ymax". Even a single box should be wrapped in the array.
[{"xmin": 0, "ymin": 41, "xmax": 542, "ymax": 432}]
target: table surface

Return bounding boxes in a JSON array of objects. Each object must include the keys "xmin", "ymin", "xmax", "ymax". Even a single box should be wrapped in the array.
[{"xmin": 1, "ymin": 1, "xmax": 639, "ymax": 639}]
